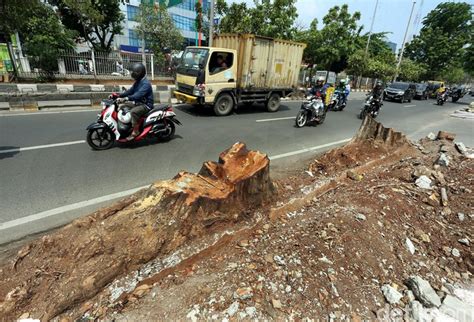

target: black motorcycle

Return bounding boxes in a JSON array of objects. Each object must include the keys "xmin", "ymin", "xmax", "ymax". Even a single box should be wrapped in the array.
[
  {"xmin": 450, "ymin": 87, "xmax": 466, "ymax": 103},
  {"xmin": 359, "ymin": 95, "xmax": 382, "ymax": 119},
  {"xmin": 327, "ymin": 89, "xmax": 347, "ymax": 111},
  {"xmin": 295, "ymin": 93, "xmax": 327, "ymax": 128},
  {"xmin": 436, "ymin": 91, "xmax": 448, "ymax": 106}
]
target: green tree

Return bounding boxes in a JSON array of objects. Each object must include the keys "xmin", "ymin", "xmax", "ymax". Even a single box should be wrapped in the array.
[
  {"xmin": 405, "ymin": 2, "xmax": 472, "ymax": 79},
  {"xmin": 398, "ymin": 58, "xmax": 427, "ymax": 82},
  {"xmin": 441, "ymin": 66, "xmax": 465, "ymax": 84},
  {"xmin": 313, "ymin": 4, "xmax": 362, "ymax": 72},
  {"xmin": 137, "ymin": 3, "xmax": 183, "ymax": 65},
  {"xmin": 49, "ymin": 0, "xmax": 125, "ymax": 52},
  {"xmin": 346, "ymin": 49, "xmax": 369, "ymax": 77},
  {"xmin": 20, "ymin": 3, "xmax": 76, "ymax": 79},
  {"xmin": 215, "ymin": 0, "xmax": 298, "ymax": 39}
]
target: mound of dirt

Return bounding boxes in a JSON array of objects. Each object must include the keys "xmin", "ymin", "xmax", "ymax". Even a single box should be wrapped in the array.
[{"xmin": 1, "ymin": 119, "xmax": 472, "ymax": 321}]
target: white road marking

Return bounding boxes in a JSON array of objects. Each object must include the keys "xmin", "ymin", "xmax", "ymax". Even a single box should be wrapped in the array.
[
  {"xmin": 269, "ymin": 138, "xmax": 352, "ymax": 160},
  {"xmin": 0, "ymin": 138, "xmax": 353, "ymax": 230},
  {"xmin": 0, "ymin": 108, "xmax": 99, "ymax": 117},
  {"xmin": 403, "ymin": 105, "xmax": 416, "ymax": 108},
  {"xmin": 0, "ymin": 185, "xmax": 149, "ymax": 231},
  {"xmin": 256, "ymin": 116, "xmax": 296, "ymax": 122},
  {"xmin": 0, "ymin": 140, "xmax": 85, "ymax": 154}
]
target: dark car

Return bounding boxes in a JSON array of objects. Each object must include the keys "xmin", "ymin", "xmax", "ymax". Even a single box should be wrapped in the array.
[
  {"xmin": 414, "ymin": 83, "xmax": 429, "ymax": 100},
  {"xmin": 383, "ymin": 82, "xmax": 416, "ymax": 103}
]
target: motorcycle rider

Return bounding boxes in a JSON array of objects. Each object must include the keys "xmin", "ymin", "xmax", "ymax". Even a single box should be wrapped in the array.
[
  {"xmin": 116, "ymin": 63, "xmax": 154, "ymax": 140},
  {"xmin": 335, "ymin": 78, "xmax": 349, "ymax": 106},
  {"xmin": 310, "ymin": 76, "xmax": 329, "ymax": 97},
  {"xmin": 367, "ymin": 80, "xmax": 384, "ymax": 115}
]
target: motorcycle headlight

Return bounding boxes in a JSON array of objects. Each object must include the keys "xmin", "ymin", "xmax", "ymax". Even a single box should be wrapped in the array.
[{"xmin": 101, "ymin": 101, "xmax": 107, "ymax": 110}]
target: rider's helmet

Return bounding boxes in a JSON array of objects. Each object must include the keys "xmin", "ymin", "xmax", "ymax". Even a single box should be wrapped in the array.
[
  {"xmin": 339, "ymin": 79, "xmax": 347, "ymax": 86},
  {"xmin": 131, "ymin": 62, "xmax": 146, "ymax": 81},
  {"xmin": 375, "ymin": 80, "xmax": 383, "ymax": 88},
  {"xmin": 118, "ymin": 109, "xmax": 132, "ymax": 124},
  {"xmin": 316, "ymin": 76, "xmax": 325, "ymax": 86}
]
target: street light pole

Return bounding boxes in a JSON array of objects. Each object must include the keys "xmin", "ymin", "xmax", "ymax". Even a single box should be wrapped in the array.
[
  {"xmin": 365, "ymin": 0, "xmax": 379, "ymax": 55},
  {"xmin": 393, "ymin": 0, "xmax": 416, "ymax": 82},
  {"xmin": 209, "ymin": 0, "xmax": 214, "ymax": 47}
]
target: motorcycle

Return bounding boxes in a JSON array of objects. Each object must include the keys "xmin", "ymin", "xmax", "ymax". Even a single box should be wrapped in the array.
[
  {"xmin": 436, "ymin": 91, "xmax": 448, "ymax": 106},
  {"xmin": 450, "ymin": 87, "xmax": 465, "ymax": 103},
  {"xmin": 327, "ymin": 89, "xmax": 346, "ymax": 111},
  {"xmin": 359, "ymin": 95, "xmax": 382, "ymax": 119},
  {"xmin": 295, "ymin": 92, "xmax": 327, "ymax": 128},
  {"xmin": 86, "ymin": 94, "xmax": 182, "ymax": 150}
]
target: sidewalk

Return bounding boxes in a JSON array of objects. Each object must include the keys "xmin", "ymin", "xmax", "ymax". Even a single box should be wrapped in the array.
[{"xmin": 0, "ymin": 83, "xmax": 176, "ymax": 111}]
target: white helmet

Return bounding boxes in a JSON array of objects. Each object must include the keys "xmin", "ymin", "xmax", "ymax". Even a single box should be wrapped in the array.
[
  {"xmin": 317, "ymin": 76, "xmax": 325, "ymax": 82},
  {"xmin": 118, "ymin": 109, "xmax": 132, "ymax": 123}
]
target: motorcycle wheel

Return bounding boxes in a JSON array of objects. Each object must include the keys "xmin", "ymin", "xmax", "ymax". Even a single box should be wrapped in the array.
[
  {"xmin": 87, "ymin": 127, "xmax": 115, "ymax": 150},
  {"xmin": 295, "ymin": 110, "xmax": 307, "ymax": 128},
  {"xmin": 452, "ymin": 97, "xmax": 459, "ymax": 103},
  {"xmin": 157, "ymin": 121, "xmax": 176, "ymax": 141},
  {"xmin": 359, "ymin": 108, "xmax": 367, "ymax": 120}
]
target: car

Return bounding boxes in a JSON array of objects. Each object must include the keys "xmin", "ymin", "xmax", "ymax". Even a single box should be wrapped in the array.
[
  {"xmin": 383, "ymin": 82, "xmax": 416, "ymax": 103},
  {"xmin": 414, "ymin": 83, "xmax": 429, "ymax": 100}
]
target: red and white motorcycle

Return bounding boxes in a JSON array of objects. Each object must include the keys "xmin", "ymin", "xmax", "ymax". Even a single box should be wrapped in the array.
[{"xmin": 86, "ymin": 94, "xmax": 181, "ymax": 150}]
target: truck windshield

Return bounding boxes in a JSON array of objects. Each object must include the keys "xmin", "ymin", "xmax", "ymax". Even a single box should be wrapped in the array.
[{"xmin": 177, "ymin": 48, "xmax": 209, "ymax": 76}]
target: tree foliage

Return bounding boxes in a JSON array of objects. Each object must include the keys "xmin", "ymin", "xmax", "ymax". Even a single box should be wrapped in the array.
[
  {"xmin": 0, "ymin": 0, "xmax": 76, "ymax": 79},
  {"xmin": 137, "ymin": 3, "xmax": 183, "ymax": 64},
  {"xmin": 215, "ymin": 0, "xmax": 298, "ymax": 39},
  {"xmin": 49, "ymin": 0, "xmax": 124, "ymax": 52},
  {"xmin": 405, "ymin": 2, "xmax": 472, "ymax": 80},
  {"xmin": 296, "ymin": 5, "xmax": 362, "ymax": 73},
  {"xmin": 398, "ymin": 58, "xmax": 426, "ymax": 82}
]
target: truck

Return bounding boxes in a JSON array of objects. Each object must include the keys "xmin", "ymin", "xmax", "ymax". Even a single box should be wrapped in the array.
[{"xmin": 173, "ymin": 34, "xmax": 306, "ymax": 116}]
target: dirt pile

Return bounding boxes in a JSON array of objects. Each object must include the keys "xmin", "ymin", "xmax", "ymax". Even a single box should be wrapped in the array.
[
  {"xmin": 0, "ymin": 143, "xmax": 273, "ymax": 320},
  {"xmin": 0, "ymin": 118, "xmax": 472, "ymax": 321}
]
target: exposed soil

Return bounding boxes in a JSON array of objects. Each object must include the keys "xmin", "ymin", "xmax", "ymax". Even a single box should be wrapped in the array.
[{"xmin": 0, "ymin": 118, "xmax": 472, "ymax": 321}]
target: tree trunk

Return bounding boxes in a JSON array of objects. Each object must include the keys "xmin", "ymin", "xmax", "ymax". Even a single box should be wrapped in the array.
[{"xmin": 0, "ymin": 143, "xmax": 274, "ymax": 321}]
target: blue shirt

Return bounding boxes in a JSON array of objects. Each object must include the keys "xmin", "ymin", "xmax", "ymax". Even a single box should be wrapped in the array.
[{"xmin": 120, "ymin": 77, "xmax": 154, "ymax": 109}]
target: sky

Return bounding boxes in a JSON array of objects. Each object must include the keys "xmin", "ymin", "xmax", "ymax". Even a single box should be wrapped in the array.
[{"xmin": 229, "ymin": 0, "xmax": 460, "ymax": 49}]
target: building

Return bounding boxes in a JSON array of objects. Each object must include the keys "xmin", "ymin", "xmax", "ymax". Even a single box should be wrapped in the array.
[
  {"xmin": 117, "ymin": 0, "xmax": 209, "ymax": 53},
  {"xmin": 386, "ymin": 41, "xmax": 397, "ymax": 54}
]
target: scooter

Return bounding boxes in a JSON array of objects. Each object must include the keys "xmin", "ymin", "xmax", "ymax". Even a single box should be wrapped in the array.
[
  {"xmin": 359, "ymin": 95, "xmax": 382, "ymax": 119},
  {"xmin": 436, "ymin": 91, "xmax": 448, "ymax": 106},
  {"xmin": 327, "ymin": 89, "xmax": 347, "ymax": 111},
  {"xmin": 295, "ymin": 92, "xmax": 327, "ymax": 127},
  {"xmin": 86, "ymin": 94, "xmax": 181, "ymax": 150}
]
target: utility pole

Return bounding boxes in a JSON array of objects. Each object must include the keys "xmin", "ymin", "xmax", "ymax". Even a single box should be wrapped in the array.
[
  {"xmin": 209, "ymin": 0, "xmax": 214, "ymax": 47},
  {"xmin": 393, "ymin": 0, "xmax": 416, "ymax": 82},
  {"xmin": 365, "ymin": 0, "xmax": 379, "ymax": 54},
  {"xmin": 358, "ymin": 0, "xmax": 379, "ymax": 89}
]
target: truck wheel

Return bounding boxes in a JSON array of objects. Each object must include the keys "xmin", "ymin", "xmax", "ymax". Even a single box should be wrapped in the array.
[
  {"xmin": 266, "ymin": 93, "xmax": 281, "ymax": 112},
  {"xmin": 213, "ymin": 93, "xmax": 234, "ymax": 116}
]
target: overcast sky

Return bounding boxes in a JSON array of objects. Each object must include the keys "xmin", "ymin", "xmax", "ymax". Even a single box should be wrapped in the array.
[{"xmin": 229, "ymin": 0, "xmax": 453, "ymax": 49}]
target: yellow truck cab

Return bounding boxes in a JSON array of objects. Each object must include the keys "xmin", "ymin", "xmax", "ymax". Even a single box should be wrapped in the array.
[{"xmin": 173, "ymin": 34, "xmax": 306, "ymax": 116}]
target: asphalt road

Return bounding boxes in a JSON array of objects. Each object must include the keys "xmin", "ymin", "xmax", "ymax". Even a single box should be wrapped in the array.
[{"xmin": 1, "ymin": 95, "xmax": 473, "ymax": 243}]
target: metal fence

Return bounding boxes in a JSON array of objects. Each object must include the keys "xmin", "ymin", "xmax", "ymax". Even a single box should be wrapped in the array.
[{"xmin": 11, "ymin": 48, "xmax": 174, "ymax": 81}]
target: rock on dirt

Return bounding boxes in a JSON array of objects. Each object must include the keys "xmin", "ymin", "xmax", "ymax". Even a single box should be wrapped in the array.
[
  {"xmin": 437, "ymin": 153, "xmax": 450, "ymax": 167},
  {"xmin": 440, "ymin": 295, "xmax": 473, "ymax": 321},
  {"xmin": 406, "ymin": 276, "xmax": 442, "ymax": 308},
  {"xmin": 415, "ymin": 175, "xmax": 432, "ymax": 189},
  {"xmin": 437, "ymin": 131, "xmax": 456, "ymax": 141},
  {"xmin": 381, "ymin": 284, "xmax": 403, "ymax": 304},
  {"xmin": 405, "ymin": 237, "xmax": 416, "ymax": 254}
]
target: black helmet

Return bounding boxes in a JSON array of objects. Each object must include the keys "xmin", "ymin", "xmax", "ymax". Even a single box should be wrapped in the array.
[
  {"xmin": 375, "ymin": 80, "xmax": 383, "ymax": 87},
  {"xmin": 131, "ymin": 62, "xmax": 146, "ymax": 80}
]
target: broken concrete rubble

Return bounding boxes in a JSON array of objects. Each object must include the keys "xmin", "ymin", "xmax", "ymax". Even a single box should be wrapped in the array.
[{"xmin": 406, "ymin": 276, "xmax": 442, "ymax": 308}]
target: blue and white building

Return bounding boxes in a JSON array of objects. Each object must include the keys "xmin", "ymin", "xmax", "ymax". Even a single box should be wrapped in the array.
[{"xmin": 116, "ymin": 0, "xmax": 209, "ymax": 53}]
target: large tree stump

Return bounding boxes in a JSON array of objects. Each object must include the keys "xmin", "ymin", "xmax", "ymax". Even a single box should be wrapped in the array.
[
  {"xmin": 354, "ymin": 116, "xmax": 410, "ymax": 147},
  {"xmin": 0, "ymin": 142, "xmax": 273, "ymax": 321}
]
